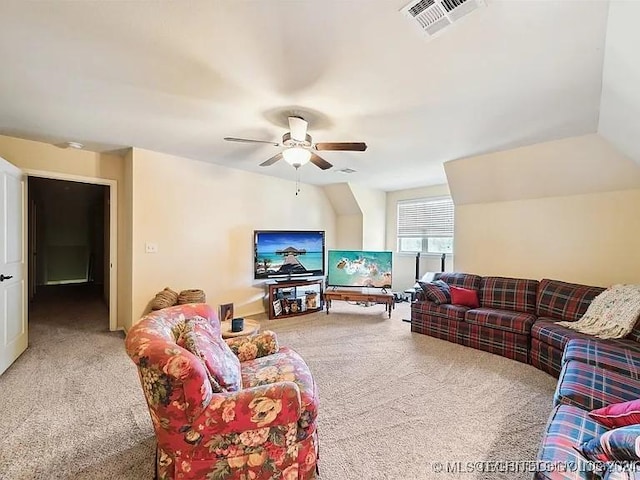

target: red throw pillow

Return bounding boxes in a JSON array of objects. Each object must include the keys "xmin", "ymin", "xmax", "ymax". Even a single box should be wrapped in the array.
[
  {"xmin": 589, "ymin": 399, "xmax": 640, "ymax": 428},
  {"xmin": 449, "ymin": 286, "xmax": 479, "ymax": 308}
]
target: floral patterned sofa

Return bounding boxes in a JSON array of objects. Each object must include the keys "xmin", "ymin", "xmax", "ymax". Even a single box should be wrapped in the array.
[{"xmin": 125, "ymin": 303, "xmax": 318, "ymax": 480}]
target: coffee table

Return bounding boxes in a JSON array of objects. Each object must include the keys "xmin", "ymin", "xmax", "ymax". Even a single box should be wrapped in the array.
[
  {"xmin": 324, "ymin": 290, "xmax": 394, "ymax": 318},
  {"xmin": 220, "ymin": 319, "xmax": 260, "ymax": 339}
]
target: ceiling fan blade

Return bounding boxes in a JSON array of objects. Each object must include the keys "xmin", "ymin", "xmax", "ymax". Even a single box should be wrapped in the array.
[
  {"xmin": 288, "ymin": 116, "xmax": 308, "ymax": 142},
  {"xmin": 224, "ymin": 137, "xmax": 279, "ymax": 146},
  {"xmin": 309, "ymin": 152, "xmax": 333, "ymax": 170},
  {"xmin": 259, "ymin": 152, "xmax": 283, "ymax": 167},
  {"xmin": 315, "ymin": 142, "xmax": 367, "ymax": 152}
]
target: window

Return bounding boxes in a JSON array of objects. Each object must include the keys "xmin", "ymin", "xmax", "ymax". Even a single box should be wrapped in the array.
[{"xmin": 397, "ymin": 197, "xmax": 454, "ymax": 254}]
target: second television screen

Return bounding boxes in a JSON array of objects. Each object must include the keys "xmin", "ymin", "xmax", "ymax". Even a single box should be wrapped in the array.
[{"xmin": 327, "ymin": 250, "xmax": 393, "ymax": 288}]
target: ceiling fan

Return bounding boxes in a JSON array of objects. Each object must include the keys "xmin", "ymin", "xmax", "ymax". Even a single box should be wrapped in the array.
[{"xmin": 224, "ymin": 116, "xmax": 367, "ymax": 170}]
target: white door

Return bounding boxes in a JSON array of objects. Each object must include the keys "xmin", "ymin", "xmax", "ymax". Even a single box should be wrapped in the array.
[{"xmin": 0, "ymin": 156, "xmax": 26, "ymax": 376}]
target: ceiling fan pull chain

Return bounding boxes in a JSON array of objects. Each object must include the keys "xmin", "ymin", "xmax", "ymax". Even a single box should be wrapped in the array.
[{"xmin": 295, "ymin": 168, "xmax": 300, "ymax": 196}]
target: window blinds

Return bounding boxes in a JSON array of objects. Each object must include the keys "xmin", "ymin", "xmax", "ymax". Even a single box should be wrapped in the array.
[{"xmin": 397, "ymin": 197, "xmax": 454, "ymax": 237}]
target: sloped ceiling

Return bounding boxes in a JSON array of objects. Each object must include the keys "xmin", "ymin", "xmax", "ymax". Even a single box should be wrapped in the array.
[
  {"xmin": 598, "ymin": 0, "xmax": 640, "ymax": 166},
  {"xmin": 445, "ymin": 134, "xmax": 640, "ymax": 205},
  {"xmin": 0, "ymin": 1, "xmax": 610, "ymax": 191},
  {"xmin": 323, "ymin": 184, "xmax": 361, "ymax": 216}
]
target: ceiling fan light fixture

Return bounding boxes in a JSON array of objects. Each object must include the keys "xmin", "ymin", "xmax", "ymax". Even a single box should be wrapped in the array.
[
  {"xmin": 282, "ymin": 147, "xmax": 311, "ymax": 168},
  {"xmin": 60, "ymin": 141, "xmax": 84, "ymax": 149}
]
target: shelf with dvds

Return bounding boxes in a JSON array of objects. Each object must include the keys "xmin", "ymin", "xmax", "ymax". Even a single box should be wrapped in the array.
[{"xmin": 267, "ymin": 278, "xmax": 323, "ymax": 320}]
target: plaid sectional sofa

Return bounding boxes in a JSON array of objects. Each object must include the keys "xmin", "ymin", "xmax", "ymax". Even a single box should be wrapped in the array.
[
  {"xmin": 411, "ymin": 273, "xmax": 538, "ymax": 363},
  {"xmin": 411, "ymin": 273, "xmax": 640, "ymax": 479},
  {"xmin": 531, "ymin": 280, "xmax": 640, "ymax": 378},
  {"xmin": 411, "ymin": 274, "xmax": 640, "ymax": 376},
  {"xmin": 537, "ymin": 354, "xmax": 640, "ymax": 479},
  {"xmin": 531, "ymin": 279, "xmax": 606, "ymax": 377}
]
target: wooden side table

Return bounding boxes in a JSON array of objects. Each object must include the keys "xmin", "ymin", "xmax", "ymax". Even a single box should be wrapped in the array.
[
  {"xmin": 220, "ymin": 319, "xmax": 260, "ymax": 339},
  {"xmin": 323, "ymin": 290, "xmax": 394, "ymax": 318}
]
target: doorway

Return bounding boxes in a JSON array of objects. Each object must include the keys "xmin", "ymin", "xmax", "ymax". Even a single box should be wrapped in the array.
[{"xmin": 25, "ymin": 172, "xmax": 118, "ymax": 331}]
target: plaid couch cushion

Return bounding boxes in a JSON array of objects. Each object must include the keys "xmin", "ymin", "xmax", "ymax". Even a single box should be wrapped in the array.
[
  {"xmin": 434, "ymin": 272, "xmax": 482, "ymax": 292},
  {"xmin": 537, "ymin": 279, "xmax": 605, "ymax": 322},
  {"xmin": 532, "ymin": 319, "xmax": 595, "ymax": 351},
  {"xmin": 581, "ymin": 424, "xmax": 640, "ymax": 463},
  {"xmin": 417, "ymin": 280, "xmax": 451, "ymax": 304},
  {"xmin": 410, "ymin": 310, "xmax": 470, "ymax": 345},
  {"xmin": 563, "ymin": 338, "xmax": 640, "ymax": 380},
  {"xmin": 480, "ymin": 276, "xmax": 539, "ymax": 314},
  {"xmin": 411, "ymin": 301, "xmax": 469, "ymax": 322},
  {"xmin": 555, "ymin": 360, "xmax": 640, "ymax": 411},
  {"xmin": 531, "ymin": 338, "xmax": 564, "ymax": 378},
  {"xmin": 536, "ymin": 404, "xmax": 609, "ymax": 480},
  {"xmin": 465, "ymin": 307, "xmax": 536, "ymax": 335},
  {"xmin": 464, "ymin": 322, "xmax": 530, "ymax": 363}
]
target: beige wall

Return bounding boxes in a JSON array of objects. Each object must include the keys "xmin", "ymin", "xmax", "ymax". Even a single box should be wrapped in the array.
[
  {"xmin": 128, "ymin": 148, "xmax": 336, "ymax": 326},
  {"xmin": 349, "ymin": 183, "xmax": 386, "ymax": 250},
  {"xmin": 0, "ymin": 134, "xmax": 129, "ymax": 328},
  {"xmin": 122, "ymin": 149, "xmax": 134, "ymax": 329},
  {"xmin": 335, "ymin": 214, "xmax": 363, "ymax": 250},
  {"xmin": 0, "ymin": 134, "xmax": 123, "ymax": 180},
  {"xmin": 0, "ymin": 135, "xmax": 338, "ymax": 329},
  {"xmin": 455, "ymin": 189, "xmax": 640, "ymax": 286},
  {"xmin": 322, "ymin": 184, "xmax": 362, "ymax": 249},
  {"xmin": 322, "ymin": 182, "xmax": 386, "ymax": 251},
  {"xmin": 385, "ymin": 184, "xmax": 452, "ymax": 291},
  {"xmin": 446, "ymin": 133, "xmax": 640, "ymax": 286}
]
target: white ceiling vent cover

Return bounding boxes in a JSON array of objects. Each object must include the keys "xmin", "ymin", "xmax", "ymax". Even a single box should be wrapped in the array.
[{"xmin": 401, "ymin": 0, "xmax": 486, "ymax": 38}]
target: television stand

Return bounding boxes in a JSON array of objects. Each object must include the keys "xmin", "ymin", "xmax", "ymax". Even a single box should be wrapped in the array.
[
  {"xmin": 323, "ymin": 289, "xmax": 394, "ymax": 318},
  {"xmin": 267, "ymin": 278, "xmax": 324, "ymax": 319},
  {"xmin": 274, "ymin": 277, "xmax": 312, "ymax": 284}
]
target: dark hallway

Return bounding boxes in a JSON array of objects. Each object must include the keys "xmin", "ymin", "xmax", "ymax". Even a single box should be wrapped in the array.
[
  {"xmin": 28, "ymin": 177, "xmax": 110, "ymax": 327},
  {"xmin": 30, "ymin": 284, "xmax": 109, "ymax": 331}
]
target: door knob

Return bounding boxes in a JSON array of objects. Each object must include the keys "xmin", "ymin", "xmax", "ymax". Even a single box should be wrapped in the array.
[{"xmin": 0, "ymin": 274, "xmax": 13, "ymax": 282}]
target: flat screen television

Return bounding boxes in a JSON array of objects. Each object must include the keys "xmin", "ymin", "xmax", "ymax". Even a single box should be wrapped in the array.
[
  {"xmin": 327, "ymin": 250, "xmax": 393, "ymax": 288},
  {"xmin": 254, "ymin": 230, "xmax": 325, "ymax": 280}
]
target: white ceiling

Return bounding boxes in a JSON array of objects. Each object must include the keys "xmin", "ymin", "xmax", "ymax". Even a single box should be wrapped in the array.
[{"xmin": 0, "ymin": 0, "xmax": 609, "ymax": 191}]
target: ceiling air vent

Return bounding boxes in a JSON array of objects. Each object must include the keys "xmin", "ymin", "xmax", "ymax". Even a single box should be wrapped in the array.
[{"xmin": 401, "ymin": 0, "xmax": 486, "ymax": 38}]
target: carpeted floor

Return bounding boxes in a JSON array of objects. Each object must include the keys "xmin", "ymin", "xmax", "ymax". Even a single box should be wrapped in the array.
[{"xmin": 0, "ymin": 288, "xmax": 557, "ymax": 479}]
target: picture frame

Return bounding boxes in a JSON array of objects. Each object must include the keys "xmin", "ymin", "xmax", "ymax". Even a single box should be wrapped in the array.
[
  {"xmin": 305, "ymin": 292, "xmax": 318, "ymax": 309},
  {"xmin": 219, "ymin": 303, "xmax": 234, "ymax": 322},
  {"xmin": 289, "ymin": 298, "xmax": 303, "ymax": 314},
  {"xmin": 299, "ymin": 295, "xmax": 307, "ymax": 312},
  {"xmin": 273, "ymin": 299, "xmax": 283, "ymax": 317}
]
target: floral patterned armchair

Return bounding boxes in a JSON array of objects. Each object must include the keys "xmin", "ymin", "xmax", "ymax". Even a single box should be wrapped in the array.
[{"xmin": 125, "ymin": 303, "xmax": 319, "ymax": 480}]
